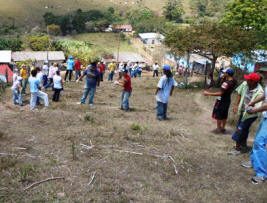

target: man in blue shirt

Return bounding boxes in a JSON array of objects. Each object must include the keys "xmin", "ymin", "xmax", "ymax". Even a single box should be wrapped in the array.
[
  {"xmin": 76, "ymin": 62, "xmax": 101, "ymax": 106},
  {"xmin": 64, "ymin": 56, "xmax": 75, "ymax": 82},
  {"xmin": 28, "ymin": 69, "xmax": 49, "ymax": 110}
]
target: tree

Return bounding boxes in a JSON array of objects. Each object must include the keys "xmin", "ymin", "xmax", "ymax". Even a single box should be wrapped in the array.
[
  {"xmin": 72, "ymin": 9, "xmax": 86, "ymax": 33},
  {"xmin": 221, "ymin": 0, "xmax": 267, "ymax": 48},
  {"xmin": 163, "ymin": 0, "xmax": 184, "ymax": 23},
  {"xmin": 0, "ymin": 38, "xmax": 23, "ymax": 51},
  {"xmin": 165, "ymin": 26, "xmax": 199, "ymax": 87},
  {"xmin": 47, "ymin": 24, "xmax": 62, "ymax": 36},
  {"xmin": 23, "ymin": 35, "xmax": 50, "ymax": 51}
]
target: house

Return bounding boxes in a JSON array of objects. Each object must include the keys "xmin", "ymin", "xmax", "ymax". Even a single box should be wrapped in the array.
[
  {"xmin": 138, "ymin": 33, "xmax": 165, "ymax": 45},
  {"xmin": 12, "ymin": 51, "xmax": 65, "ymax": 67},
  {"xmin": 114, "ymin": 25, "xmax": 133, "ymax": 32},
  {"xmin": 0, "ymin": 50, "xmax": 12, "ymax": 64},
  {"xmin": 231, "ymin": 50, "xmax": 267, "ymax": 73},
  {"xmin": 103, "ymin": 52, "xmax": 145, "ymax": 64},
  {"xmin": 0, "ymin": 64, "xmax": 13, "ymax": 82}
]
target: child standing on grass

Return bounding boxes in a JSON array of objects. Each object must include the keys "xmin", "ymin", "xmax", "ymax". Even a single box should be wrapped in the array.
[
  {"xmin": 155, "ymin": 64, "xmax": 177, "ymax": 121},
  {"xmin": 11, "ymin": 76, "xmax": 23, "ymax": 106},
  {"xmin": 53, "ymin": 70, "xmax": 63, "ymax": 102},
  {"xmin": 28, "ymin": 69, "xmax": 49, "ymax": 110},
  {"xmin": 115, "ymin": 69, "xmax": 132, "ymax": 111}
]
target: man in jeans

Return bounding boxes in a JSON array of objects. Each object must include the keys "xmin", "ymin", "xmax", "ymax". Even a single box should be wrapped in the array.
[
  {"xmin": 76, "ymin": 62, "xmax": 100, "ymax": 106},
  {"xmin": 228, "ymin": 73, "xmax": 264, "ymax": 155},
  {"xmin": 242, "ymin": 66, "xmax": 267, "ymax": 184},
  {"xmin": 115, "ymin": 69, "xmax": 132, "ymax": 111},
  {"xmin": 28, "ymin": 69, "xmax": 49, "ymax": 110}
]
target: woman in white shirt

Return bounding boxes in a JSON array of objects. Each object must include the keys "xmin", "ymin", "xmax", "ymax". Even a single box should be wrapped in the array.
[{"xmin": 52, "ymin": 70, "xmax": 63, "ymax": 102}]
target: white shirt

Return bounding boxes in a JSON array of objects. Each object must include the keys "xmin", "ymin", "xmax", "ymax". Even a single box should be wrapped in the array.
[
  {"xmin": 153, "ymin": 64, "xmax": 159, "ymax": 71},
  {"xmin": 37, "ymin": 72, "xmax": 44, "ymax": 87},
  {"xmin": 11, "ymin": 80, "xmax": 21, "ymax": 91},
  {"xmin": 119, "ymin": 63, "xmax": 124, "ymax": 72},
  {"xmin": 12, "ymin": 73, "xmax": 18, "ymax": 83},
  {"xmin": 53, "ymin": 75, "xmax": 62, "ymax": 89},
  {"xmin": 42, "ymin": 65, "xmax": 49, "ymax": 76},
  {"xmin": 263, "ymin": 85, "xmax": 267, "ymax": 118},
  {"xmin": 156, "ymin": 76, "xmax": 177, "ymax": 103}
]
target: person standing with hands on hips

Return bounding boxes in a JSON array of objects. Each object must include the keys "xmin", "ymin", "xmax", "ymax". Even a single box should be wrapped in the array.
[{"xmin": 155, "ymin": 64, "xmax": 177, "ymax": 121}]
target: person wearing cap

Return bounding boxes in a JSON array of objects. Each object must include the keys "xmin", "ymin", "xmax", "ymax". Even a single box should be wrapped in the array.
[
  {"xmin": 155, "ymin": 64, "xmax": 177, "ymax": 120},
  {"xmin": 115, "ymin": 69, "xmax": 132, "ymax": 111},
  {"xmin": 241, "ymin": 66, "xmax": 267, "ymax": 184},
  {"xmin": 65, "ymin": 56, "xmax": 75, "ymax": 82},
  {"xmin": 75, "ymin": 57, "xmax": 82, "ymax": 81},
  {"xmin": 11, "ymin": 76, "xmax": 24, "ymax": 106},
  {"xmin": 42, "ymin": 60, "xmax": 49, "ymax": 87},
  {"xmin": 76, "ymin": 62, "xmax": 101, "ymax": 106},
  {"xmin": 203, "ymin": 68, "xmax": 237, "ymax": 133},
  {"xmin": 228, "ymin": 73, "xmax": 264, "ymax": 156},
  {"xmin": 20, "ymin": 64, "xmax": 28, "ymax": 94}
]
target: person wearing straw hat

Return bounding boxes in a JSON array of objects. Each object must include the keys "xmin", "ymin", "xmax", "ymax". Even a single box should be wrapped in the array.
[{"xmin": 241, "ymin": 66, "xmax": 267, "ymax": 184}]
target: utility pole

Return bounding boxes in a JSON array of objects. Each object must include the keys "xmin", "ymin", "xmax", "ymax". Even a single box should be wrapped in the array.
[{"xmin": 116, "ymin": 31, "xmax": 121, "ymax": 64}]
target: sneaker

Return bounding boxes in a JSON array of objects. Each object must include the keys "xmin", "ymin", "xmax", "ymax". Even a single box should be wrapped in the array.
[
  {"xmin": 77, "ymin": 102, "xmax": 84, "ymax": 105},
  {"xmin": 89, "ymin": 104, "xmax": 93, "ymax": 107},
  {"xmin": 241, "ymin": 161, "xmax": 252, "ymax": 168},
  {"xmin": 228, "ymin": 149, "xmax": 241, "ymax": 155},
  {"xmin": 251, "ymin": 176, "xmax": 265, "ymax": 184}
]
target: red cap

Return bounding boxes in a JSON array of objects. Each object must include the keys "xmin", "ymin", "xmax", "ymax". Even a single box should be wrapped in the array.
[{"xmin": 244, "ymin": 73, "xmax": 261, "ymax": 82}]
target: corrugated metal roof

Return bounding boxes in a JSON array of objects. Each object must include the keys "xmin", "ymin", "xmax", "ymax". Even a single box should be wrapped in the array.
[
  {"xmin": 138, "ymin": 33, "xmax": 165, "ymax": 40},
  {"xmin": 12, "ymin": 51, "xmax": 65, "ymax": 61},
  {"xmin": 0, "ymin": 50, "xmax": 12, "ymax": 63},
  {"xmin": 112, "ymin": 52, "xmax": 145, "ymax": 63}
]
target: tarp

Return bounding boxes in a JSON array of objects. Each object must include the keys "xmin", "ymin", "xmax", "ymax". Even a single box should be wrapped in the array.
[
  {"xmin": 0, "ymin": 50, "xmax": 12, "ymax": 63},
  {"xmin": 0, "ymin": 65, "xmax": 13, "ymax": 82}
]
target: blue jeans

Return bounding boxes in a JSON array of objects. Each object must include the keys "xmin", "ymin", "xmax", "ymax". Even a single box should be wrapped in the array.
[
  {"xmin": 250, "ymin": 118, "xmax": 267, "ymax": 178},
  {"xmin": 121, "ymin": 91, "xmax": 131, "ymax": 110},
  {"xmin": 75, "ymin": 70, "xmax": 82, "ymax": 80},
  {"xmin": 129, "ymin": 68, "xmax": 132, "ymax": 76},
  {"xmin": 12, "ymin": 89, "xmax": 23, "ymax": 105},
  {"xmin": 44, "ymin": 78, "xmax": 53, "ymax": 89},
  {"xmin": 157, "ymin": 101, "xmax": 168, "ymax": 120},
  {"xmin": 43, "ymin": 75, "xmax": 48, "ymax": 87},
  {"xmin": 80, "ymin": 87, "xmax": 96, "ymax": 104},
  {"xmin": 108, "ymin": 71, "xmax": 114, "ymax": 81},
  {"xmin": 232, "ymin": 114, "xmax": 258, "ymax": 145}
]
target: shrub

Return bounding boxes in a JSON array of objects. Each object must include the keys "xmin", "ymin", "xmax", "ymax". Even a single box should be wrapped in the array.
[{"xmin": 130, "ymin": 123, "xmax": 141, "ymax": 131}]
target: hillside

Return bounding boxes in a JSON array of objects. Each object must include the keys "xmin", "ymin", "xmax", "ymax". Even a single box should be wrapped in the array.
[{"xmin": 0, "ymin": 0, "xmax": 231, "ymax": 28}]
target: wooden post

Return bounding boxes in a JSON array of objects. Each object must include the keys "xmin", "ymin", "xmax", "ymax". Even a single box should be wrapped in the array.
[{"xmin": 204, "ymin": 60, "xmax": 208, "ymax": 89}]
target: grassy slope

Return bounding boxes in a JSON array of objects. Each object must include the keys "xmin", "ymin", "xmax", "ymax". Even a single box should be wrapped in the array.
[
  {"xmin": 0, "ymin": 0, "xmax": 168, "ymax": 27},
  {"xmin": 0, "ymin": 74, "xmax": 266, "ymax": 202},
  {"xmin": 72, "ymin": 33, "xmax": 137, "ymax": 53}
]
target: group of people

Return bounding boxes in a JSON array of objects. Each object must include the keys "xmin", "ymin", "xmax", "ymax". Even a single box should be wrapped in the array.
[
  {"xmin": 203, "ymin": 67, "xmax": 267, "ymax": 184},
  {"xmin": 10, "ymin": 59, "xmax": 267, "ymax": 184}
]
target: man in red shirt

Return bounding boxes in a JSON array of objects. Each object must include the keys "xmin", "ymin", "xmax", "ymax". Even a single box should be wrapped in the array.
[
  {"xmin": 99, "ymin": 61, "xmax": 105, "ymax": 81},
  {"xmin": 115, "ymin": 69, "xmax": 132, "ymax": 111},
  {"xmin": 75, "ymin": 58, "xmax": 82, "ymax": 81}
]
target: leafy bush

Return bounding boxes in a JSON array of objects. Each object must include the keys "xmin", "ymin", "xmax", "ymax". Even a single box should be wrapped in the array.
[
  {"xmin": 0, "ymin": 38, "xmax": 23, "ymax": 51},
  {"xmin": 47, "ymin": 24, "xmax": 61, "ymax": 36},
  {"xmin": 23, "ymin": 35, "xmax": 50, "ymax": 51}
]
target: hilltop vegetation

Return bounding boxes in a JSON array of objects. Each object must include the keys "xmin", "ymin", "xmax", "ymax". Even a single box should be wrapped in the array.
[{"xmin": 0, "ymin": 0, "xmax": 231, "ymax": 30}]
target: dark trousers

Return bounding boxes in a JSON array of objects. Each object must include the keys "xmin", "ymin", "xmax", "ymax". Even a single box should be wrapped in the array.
[
  {"xmin": 52, "ymin": 88, "xmax": 62, "ymax": 102},
  {"xmin": 65, "ymin": 70, "xmax": 73, "ymax": 81},
  {"xmin": 44, "ymin": 78, "xmax": 53, "ymax": 89},
  {"xmin": 75, "ymin": 70, "xmax": 81, "ymax": 80},
  {"xmin": 43, "ymin": 75, "xmax": 48, "ymax": 86},
  {"xmin": 232, "ymin": 114, "xmax": 258, "ymax": 145},
  {"xmin": 153, "ymin": 70, "xmax": 158, "ymax": 77},
  {"xmin": 100, "ymin": 73, "xmax": 104, "ymax": 81},
  {"xmin": 157, "ymin": 101, "xmax": 168, "ymax": 120}
]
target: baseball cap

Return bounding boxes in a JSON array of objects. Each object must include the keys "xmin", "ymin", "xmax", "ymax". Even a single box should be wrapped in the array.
[
  {"xmin": 223, "ymin": 67, "xmax": 235, "ymax": 76},
  {"xmin": 163, "ymin": 64, "xmax": 170, "ymax": 71},
  {"xmin": 69, "ymin": 56, "xmax": 73, "ymax": 59},
  {"xmin": 244, "ymin": 73, "xmax": 261, "ymax": 82}
]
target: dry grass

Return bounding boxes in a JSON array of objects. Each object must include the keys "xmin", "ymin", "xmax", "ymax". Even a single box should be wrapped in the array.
[{"xmin": 0, "ymin": 73, "xmax": 266, "ymax": 202}]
